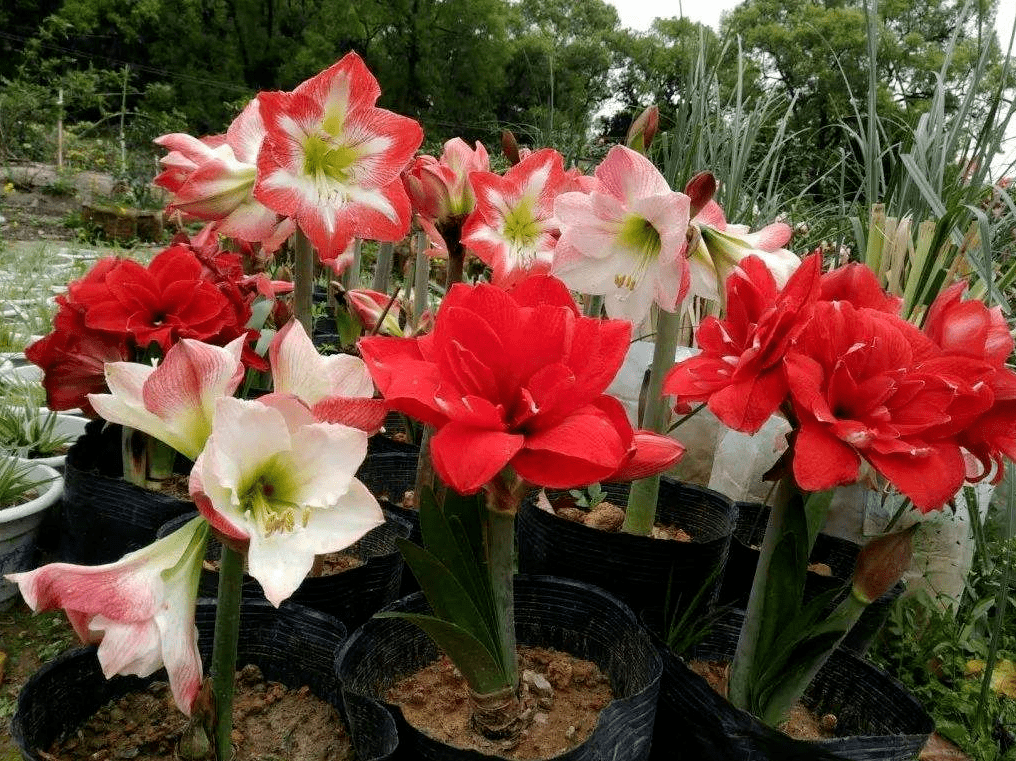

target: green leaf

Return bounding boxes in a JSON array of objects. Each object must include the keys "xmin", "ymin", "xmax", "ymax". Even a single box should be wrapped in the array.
[
  {"xmin": 375, "ymin": 613, "xmax": 509, "ymax": 695},
  {"xmin": 802, "ymin": 491, "xmax": 834, "ymax": 553},
  {"xmin": 417, "ymin": 488, "xmax": 492, "ymax": 622},
  {"xmin": 395, "ymin": 538, "xmax": 505, "ymax": 679}
]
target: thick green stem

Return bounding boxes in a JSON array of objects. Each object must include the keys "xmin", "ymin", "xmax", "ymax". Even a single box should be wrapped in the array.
[
  {"xmin": 583, "ymin": 294, "xmax": 603, "ymax": 318},
  {"xmin": 728, "ymin": 476, "xmax": 795, "ymax": 711},
  {"xmin": 293, "ymin": 231, "xmax": 315, "ymax": 336},
  {"xmin": 485, "ymin": 505, "xmax": 518, "ymax": 687},
  {"xmin": 210, "ymin": 545, "xmax": 244, "ymax": 761},
  {"xmin": 412, "ymin": 426, "xmax": 439, "ymax": 510},
  {"xmin": 622, "ymin": 307, "xmax": 682, "ymax": 535}
]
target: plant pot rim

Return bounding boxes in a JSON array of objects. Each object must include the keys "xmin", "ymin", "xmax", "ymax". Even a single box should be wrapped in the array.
[{"xmin": 0, "ymin": 460, "xmax": 62, "ymax": 522}]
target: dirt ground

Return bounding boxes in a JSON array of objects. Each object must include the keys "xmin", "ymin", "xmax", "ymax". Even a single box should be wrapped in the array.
[{"xmin": 0, "ymin": 602, "xmax": 77, "ymax": 760}]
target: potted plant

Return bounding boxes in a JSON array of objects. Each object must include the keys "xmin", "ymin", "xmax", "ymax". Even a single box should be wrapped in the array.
[
  {"xmin": 351, "ymin": 274, "xmax": 681, "ymax": 758},
  {"xmin": 0, "ymin": 400, "xmax": 85, "ymax": 470},
  {"xmin": 0, "ymin": 454, "xmax": 62, "ymax": 608},
  {"xmin": 650, "ymin": 251, "xmax": 1016, "ymax": 754}
]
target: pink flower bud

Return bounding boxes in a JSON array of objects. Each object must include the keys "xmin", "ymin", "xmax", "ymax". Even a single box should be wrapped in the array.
[
  {"xmin": 684, "ymin": 171, "xmax": 717, "ymax": 219},
  {"xmin": 626, "ymin": 105, "xmax": 659, "ymax": 154}
]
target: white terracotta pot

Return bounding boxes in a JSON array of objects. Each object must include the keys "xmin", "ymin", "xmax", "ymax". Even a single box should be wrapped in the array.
[{"xmin": 0, "ymin": 461, "xmax": 63, "ymax": 608}]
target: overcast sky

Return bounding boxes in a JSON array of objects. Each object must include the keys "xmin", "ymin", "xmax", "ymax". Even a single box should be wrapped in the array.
[{"xmin": 606, "ymin": 0, "xmax": 1016, "ymax": 51}]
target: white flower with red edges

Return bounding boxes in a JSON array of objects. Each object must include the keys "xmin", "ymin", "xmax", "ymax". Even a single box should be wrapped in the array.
[
  {"xmin": 269, "ymin": 319, "xmax": 387, "ymax": 433},
  {"xmin": 7, "ymin": 517, "xmax": 210, "ymax": 715},
  {"xmin": 553, "ymin": 145, "xmax": 691, "ymax": 323},
  {"xmin": 461, "ymin": 148, "xmax": 569, "ymax": 288},
  {"xmin": 189, "ymin": 395, "xmax": 384, "ymax": 606},
  {"xmin": 253, "ymin": 53, "xmax": 423, "ymax": 267},
  {"xmin": 88, "ymin": 336, "xmax": 246, "ymax": 461},
  {"xmin": 688, "ymin": 200, "xmax": 798, "ymax": 302}
]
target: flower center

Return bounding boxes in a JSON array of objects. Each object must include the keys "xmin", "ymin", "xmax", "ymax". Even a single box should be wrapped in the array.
[
  {"xmin": 503, "ymin": 201, "xmax": 541, "ymax": 255},
  {"xmin": 241, "ymin": 462, "xmax": 307, "ymax": 537},
  {"xmin": 615, "ymin": 215, "xmax": 662, "ymax": 291},
  {"xmin": 303, "ymin": 135, "xmax": 358, "ymax": 184}
]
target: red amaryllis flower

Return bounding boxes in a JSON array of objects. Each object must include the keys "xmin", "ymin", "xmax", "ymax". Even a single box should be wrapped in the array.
[
  {"xmin": 360, "ymin": 275, "xmax": 680, "ymax": 493},
  {"xmin": 25, "ymin": 309, "xmax": 129, "ymax": 416},
  {"xmin": 254, "ymin": 52, "xmax": 423, "ymax": 266},
  {"xmin": 663, "ymin": 253, "xmax": 822, "ymax": 434},
  {"xmin": 785, "ymin": 301, "xmax": 991, "ymax": 511},
  {"xmin": 819, "ymin": 263, "xmax": 902, "ymax": 314},
  {"xmin": 84, "ymin": 246, "xmax": 238, "ymax": 352},
  {"xmin": 923, "ymin": 282, "xmax": 1016, "ymax": 480}
]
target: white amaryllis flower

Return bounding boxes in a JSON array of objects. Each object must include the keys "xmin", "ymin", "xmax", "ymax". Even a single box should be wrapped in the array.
[
  {"xmin": 553, "ymin": 145, "xmax": 692, "ymax": 323},
  {"xmin": 687, "ymin": 200, "xmax": 799, "ymax": 303},
  {"xmin": 189, "ymin": 395, "xmax": 384, "ymax": 606},
  {"xmin": 88, "ymin": 336, "xmax": 245, "ymax": 460},
  {"xmin": 7, "ymin": 517, "xmax": 209, "ymax": 714},
  {"xmin": 269, "ymin": 319, "xmax": 386, "ymax": 432}
]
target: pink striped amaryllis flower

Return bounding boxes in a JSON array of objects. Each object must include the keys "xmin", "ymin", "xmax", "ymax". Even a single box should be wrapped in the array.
[
  {"xmin": 6, "ymin": 516, "xmax": 209, "ymax": 714},
  {"xmin": 553, "ymin": 145, "xmax": 692, "ymax": 322},
  {"xmin": 346, "ymin": 288, "xmax": 405, "ymax": 336},
  {"xmin": 88, "ymin": 336, "xmax": 245, "ymax": 460},
  {"xmin": 687, "ymin": 199, "xmax": 799, "ymax": 303},
  {"xmin": 155, "ymin": 100, "xmax": 295, "ymax": 252},
  {"xmin": 269, "ymin": 319, "xmax": 387, "ymax": 433},
  {"xmin": 359, "ymin": 275, "xmax": 683, "ymax": 495},
  {"xmin": 403, "ymin": 137, "xmax": 490, "ymax": 254},
  {"xmin": 254, "ymin": 52, "xmax": 424, "ymax": 268},
  {"xmin": 663, "ymin": 253, "xmax": 823, "ymax": 434},
  {"xmin": 189, "ymin": 395, "xmax": 384, "ymax": 606},
  {"xmin": 460, "ymin": 148, "xmax": 570, "ymax": 289}
]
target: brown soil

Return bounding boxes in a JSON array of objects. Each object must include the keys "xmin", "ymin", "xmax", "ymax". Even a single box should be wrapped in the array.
[
  {"xmin": 689, "ymin": 659, "xmax": 837, "ymax": 741},
  {"xmin": 44, "ymin": 663, "xmax": 354, "ymax": 761},
  {"xmin": 546, "ymin": 495, "xmax": 692, "ymax": 542},
  {"xmin": 387, "ymin": 646, "xmax": 613, "ymax": 759}
]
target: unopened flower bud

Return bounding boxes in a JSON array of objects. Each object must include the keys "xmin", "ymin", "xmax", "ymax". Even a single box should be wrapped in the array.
[
  {"xmin": 502, "ymin": 130, "xmax": 521, "ymax": 166},
  {"xmin": 626, "ymin": 105, "xmax": 659, "ymax": 154},
  {"xmin": 684, "ymin": 171, "xmax": 717, "ymax": 219},
  {"xmin": 851, "ymin": 524, "xmax": 917, "ymax": 605}
]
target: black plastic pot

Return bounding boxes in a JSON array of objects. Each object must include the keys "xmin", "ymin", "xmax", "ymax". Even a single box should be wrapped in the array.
[
  {"xmin": 12, "ymin": 599, "xmax": 398, "ymax": 761},
  {"xmin": 368, "ymin": 412, "xmax": 423, "ymax": 456},
  {"xmin": 57, "ymin": 419, "xmax": 195, "ymax": 565},
  {"xmin": 648, "ymin": 611, "xmax": 934, "ymax": 761},
  {"xmin": 356, "ymin": 450, "xmax": 422, "ymax": 546},
  {"xmin": 336, "ymin": 575, "xmax": 662, "ymax": 761},
  {"xmin": 718, "ymin": 502, "xmax": 904, "ymax": 653},
  {"xmin": 158, "ymin": 507, "xmax": 412, "ymax": 630},
  {"xmin": 517, "ymin": 479, "xmax": 737, "ymax": 619}
]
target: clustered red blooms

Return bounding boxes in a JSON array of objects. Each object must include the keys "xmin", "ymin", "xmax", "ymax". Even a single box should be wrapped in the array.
[
  {"xmin": 26, "ymin": 241, "xmax": 271, "ymax": 415},
  {"xmin": 359, "ymin": 275, "xmax": 684, "ymax": 495},
  {"xmin": 664, "ymin": 254, "xmax": 1016, "ymax": 512}
]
